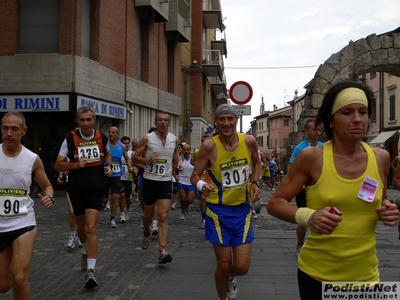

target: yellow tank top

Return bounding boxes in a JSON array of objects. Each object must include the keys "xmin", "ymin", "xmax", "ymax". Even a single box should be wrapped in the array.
[
  {"xmin": 207, "ymin": 133, "xmax": 252, "ymax": 206},
  {"xmin": 299, "ymin": 141, "xmax": 382, "ymax": 283}
]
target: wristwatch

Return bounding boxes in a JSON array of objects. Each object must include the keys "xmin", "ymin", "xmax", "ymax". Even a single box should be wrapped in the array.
[
  {"xmin": 250, "ymin": 181, "xmax": 260, "ymax": 188},
  {"xmin": 48, "ymin": 195, "xmax": 55, "ymax": 204}
]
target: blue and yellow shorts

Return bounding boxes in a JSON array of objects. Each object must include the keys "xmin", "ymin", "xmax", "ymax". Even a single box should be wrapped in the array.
[{"xmin": 205, "ymin": 202, "xmax": 254, "ymax": 247}]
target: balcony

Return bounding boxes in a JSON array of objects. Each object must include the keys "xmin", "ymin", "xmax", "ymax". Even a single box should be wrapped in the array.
[
  {"xmin": 202, "ymin": 49, "xmax": 224, "ymax": 80},
  {"xmin": 135, "ymin": 0, "xmax": 169, "ymax": 22},
  {"xmin": 203, "ymin": 0, "xmax": 224, "ymax": 31},
  {"xmin": 209, "ymin": 73, "xmax": 227, "ymax": 96},
  {"xmin": 165, "ymin": 0, "xmax": 191, "ymax": 42},
  {"xmin": 211, "ymin": 31, "xmax": 227, "ymax": 58}
]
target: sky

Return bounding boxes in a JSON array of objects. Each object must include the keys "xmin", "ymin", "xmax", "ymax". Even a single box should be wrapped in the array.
[{"xmin": 221, "ymin": 0, "xmax": 400, "ymax": 131}]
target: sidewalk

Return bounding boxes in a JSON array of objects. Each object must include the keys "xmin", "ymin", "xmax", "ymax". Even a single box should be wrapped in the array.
[{"xmin": 3, "ymin": 188, "xmax": 400, "ymax": 300}]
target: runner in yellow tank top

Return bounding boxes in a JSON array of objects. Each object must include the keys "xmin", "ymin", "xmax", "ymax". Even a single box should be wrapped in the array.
[
  {"xmin": 267, "ymin": 81, "xmax": 399, "ymax": 300},
  {"xmin": 191, "ymin": 104, "xmax": 262, "ymax": 300}
]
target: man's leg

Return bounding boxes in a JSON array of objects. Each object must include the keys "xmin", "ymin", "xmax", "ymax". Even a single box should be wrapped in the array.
[
  {"xmin": 179, "ymin": 189, "xmax": 186, "ymax": 215},
  {"xmin": 9, "ymin": 228, "xmax": 37, "ymax": 299},
  {"xmin": 157, "ymin": 198, "xmax": 171, "ymax": 249},
  {"xmin": 231, "ymin": 243, "xmax": 252, "ymax": 277},
  {"xmin": 213, "ymin": 245, "xmax": 232, "ymax": 300},
  {"xmin": 84, "ymin": 209, "xmax": 100, "ymax": 261},
  {"xmin": 0, "ymin": 246, "xmax": 12, "ymax": 293},
  {"xmin": 143, "ymin": 203, "xmax": 154, "ymax": 234}
]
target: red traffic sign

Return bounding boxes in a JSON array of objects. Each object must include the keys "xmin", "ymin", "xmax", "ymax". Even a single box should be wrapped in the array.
[{"xmin": 229, "ymin": 81, "xmax": 253, "ymax": 105}]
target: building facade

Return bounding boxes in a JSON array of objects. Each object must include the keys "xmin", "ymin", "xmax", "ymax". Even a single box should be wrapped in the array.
[
  {"xmin": 0, "ymin": 0, "xmax": 189, "ymax": 189},
  {"xmin": 180, "ymin": 0, "xmax": 228, "ymax": 149}
]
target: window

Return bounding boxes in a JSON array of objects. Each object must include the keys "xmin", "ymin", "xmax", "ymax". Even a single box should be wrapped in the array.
[
  {"xmin": 389, "ymin": 94, "xmax": 396, "ymax": 121},
  {"xmin": 284, "ymin": 119, "xmax": 289, "ymax": 127},
  {"xmin": 20, "ymin": 0, "xmax": 59, "ymax": 53}
]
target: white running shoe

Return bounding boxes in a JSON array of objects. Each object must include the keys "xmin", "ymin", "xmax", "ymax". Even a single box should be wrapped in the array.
[
  {"xmin": 171, "ymin": 203, "xmax": 177, "ymax": 210},
  {"xmin": 228, "ymin": 277, "xmax": 238, "ymax": 299},
  {"xmin": 67, "ymin": 234, "xmax": 75, "ymax": 248},
  {"xmin": 151, "ymin": 223, "xmax": 158, "ymax": 236},
  {"xmin": 180, "ymin": 213, "xmax": 185, "ymax": 220},
  {"xmin": 110, "ymin": 219, "xmax": 117, "ymax": 228},
  {"xmin": 120, "ymin": 213, "xmax": 126, "ymax": 223},
  {"xmin": 75, "ymin": 236, "xmax": 82, "ymax": 248}
]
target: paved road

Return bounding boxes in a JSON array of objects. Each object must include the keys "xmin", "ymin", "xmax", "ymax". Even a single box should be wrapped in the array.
[{"xmin": 3, "ymin": 188, "xmax": 400, "ymax": 299}]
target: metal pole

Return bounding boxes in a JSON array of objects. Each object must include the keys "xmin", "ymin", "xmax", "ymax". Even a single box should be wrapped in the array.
[{"xmin": 240, "ymin": 115, "xmax": 243, "ymax": 133}]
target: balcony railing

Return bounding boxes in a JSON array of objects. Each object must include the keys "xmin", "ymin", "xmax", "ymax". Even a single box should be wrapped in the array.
[
  {"xmin": 202, "ymin": 50, "xmax": 223, "ymax": 69},
  {"xmin": 202, "ymin": 49, "xmax": 224, "ymax": 80}
]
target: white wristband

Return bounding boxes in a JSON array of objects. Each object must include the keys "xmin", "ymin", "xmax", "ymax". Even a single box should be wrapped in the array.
[{"xmin": 196, "ymin": 180, "xmax": 206, "ymax": 192}]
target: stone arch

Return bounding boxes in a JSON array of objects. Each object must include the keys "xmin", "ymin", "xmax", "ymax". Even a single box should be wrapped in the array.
[{"xmin": 291, "ymin": 27, "xmax": 400, "ymax": 144}]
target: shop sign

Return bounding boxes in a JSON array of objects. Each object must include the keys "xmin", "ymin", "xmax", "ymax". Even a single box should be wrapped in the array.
[
  {"xmin": 77, "ymin": 96, "xmax": 126, "ymax": 120},
  {"xmin": 0, "ymin": 94, "xmax": 69, "ymax": 112}
]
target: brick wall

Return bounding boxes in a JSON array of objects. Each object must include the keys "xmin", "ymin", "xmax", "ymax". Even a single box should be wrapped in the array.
[{"xmin": 0, "ymin": 0, "xmax": 19, "ymax": 55}]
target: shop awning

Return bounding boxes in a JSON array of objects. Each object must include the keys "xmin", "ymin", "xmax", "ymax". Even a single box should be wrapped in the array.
[{"xmin": 369, "ymin": 130, "xmax": 399, "ymax": 144}]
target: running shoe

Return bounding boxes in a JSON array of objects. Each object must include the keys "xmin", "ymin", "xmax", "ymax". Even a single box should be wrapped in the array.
[
  {"xmin": 201, "ymin": 219, "xmax": 205, "ymax": 228},
  {"xmin": 125, "ymin": 209, "xmax": 130, "ymax": 221},
  {"xmin": 85, "ymin": 268, "xmax": 98, "ymax": 288},
  {"xmin": 141, "ymin": 235, "xmax": 150, "ymax": 249},
  {"xmin": 110, "ymin": 219, "xmax": 117, "ymax": 228},
  {"xmin": 228, "ymin": 277, "xmax": 238, "ymax": 299},
  {"xmin": 180, "ymin": 213, "xmax": 185, "ymax": 221},
  {"xmin": 75, "ymin": 236, "xmax": 82, "ymax": 248},
  {"xmin": 185, "ymin": 203, "xmax": 190, "ymax": 213},
  {"xmin": 81, "ymin": 250, "xmax": 87, "ymax": 271},
  {"xmin": 67, "ymin": 233, "xmax": 75, "ymax": 248},
  {"xmin": 158, "ymin": 249, "xmax": 172, "ymax": 264},
  {"xmin": 252, "ymin": 211, "xmax": 258, "ymax": 220},
  {"xmin": 120, "ymin": 213, "xmax": 126, "ymax": 223},
  {"xmin": 103, "ymin": 202, "xmax": 110, "ymax": 211},
  {"xmin": 171, "ymin": 203, "xmax": 177, "ymax": 210},
  {"xmin": 151, "ymin": 223, "xmax": 158, "ymax": 236}
]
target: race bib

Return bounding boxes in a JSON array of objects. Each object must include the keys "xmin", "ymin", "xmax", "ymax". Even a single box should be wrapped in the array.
[
  {"xmin": 111, "ymin": 161, "xmax": 121, "ymax": 174},
  {"xmin": 0, "ymin": 188, "xmax": 28, "ymax": 218},
  {"xmin": 220, "ymin": 159, "xmax": 250, "ymax": 190},
  {"xmin": 122, "ymin": 163, "xmax": 129, "ymax": 175},
  {"xmin": 147, "ymin": 159, "xmax": 167, "ymax": 176},
  {"xmin": 77, "ymin": 141, "xmax": 101, "ymax": 163}
]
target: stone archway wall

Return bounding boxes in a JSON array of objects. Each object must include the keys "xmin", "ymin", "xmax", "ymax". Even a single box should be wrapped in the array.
[{"xmin": 291, "ymin": 29, "xmax": 400, "ymax": 145}]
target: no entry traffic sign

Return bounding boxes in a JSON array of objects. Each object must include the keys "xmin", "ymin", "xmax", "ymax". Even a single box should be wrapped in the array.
[{"xmin": 229, "ymin": 81, "xmax": 253, "ymax": 105}]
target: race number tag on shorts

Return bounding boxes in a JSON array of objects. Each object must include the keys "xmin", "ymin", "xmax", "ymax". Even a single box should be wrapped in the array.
[
  {"xmin": 77, "ymin": 141, "xmax": 101, "ymax": 163},
  {"xmin": 122, "ymin": 163, "xmax": 128, "ymax": 175},
  {"xmin": 147, "ymin": 159, "xmax": 167, "ymax": 176},
  {"xmin": 220, "ymin": 159, "xmax": 249, "ymax": 190},
  {"xmin": 111, "ymin": 161, "xmax": 121, "ymax": 174},
  {"xmin": 0, "ymin": 188, "xmax": 28, "ymax": 218},
  {"xmin": 357, "ymin": 176, "xmax": 379, "ymax": 203}
]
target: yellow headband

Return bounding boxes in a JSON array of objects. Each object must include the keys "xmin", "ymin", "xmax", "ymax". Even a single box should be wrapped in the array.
[{"xmin": 331, "ymin": 87, "xmax": 368, "ymax": 116}]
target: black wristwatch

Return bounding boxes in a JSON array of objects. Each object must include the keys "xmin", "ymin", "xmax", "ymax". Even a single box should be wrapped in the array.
[
  {"xmin": 48, "ymin": 195, "xmax": 55, "ymax": 204},
  {"xmin": 250, "ymin": 181, "xmax": 260, "ymax": 188}
]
